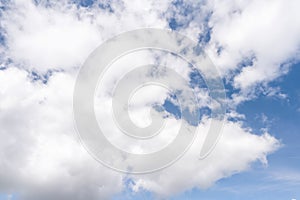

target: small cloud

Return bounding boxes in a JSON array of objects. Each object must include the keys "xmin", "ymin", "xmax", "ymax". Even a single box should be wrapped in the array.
[{"xmin": 227, "ymin": 110, "xmax": 246, "ymax": 120}]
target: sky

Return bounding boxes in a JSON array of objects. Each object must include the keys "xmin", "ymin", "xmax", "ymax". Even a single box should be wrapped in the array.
[{"xmin": 0, "ymin": 0, "xmax": 300, "ymax": 199}]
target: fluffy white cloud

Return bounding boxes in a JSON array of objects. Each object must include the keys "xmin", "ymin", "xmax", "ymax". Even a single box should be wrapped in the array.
[
  {"xmin": 0, "ymin": 0, "xmax": 297, "ymax": 199},
  {"xmin": 0, "ymin": 67, "xmax": 123, "ymax": 200},
  {"xmin": 0, "ymin": 66, "xmax": 280, "ymax": 199},
  {"xmin": 131, "ymin": 118, "xmax": 279, "ymax": 197},
  {"xmin": 208, "ymin": 0, "xmax": 300, "ymax": 103},
  {"xmin": 164, "ymin": 0, "xmax": 300, "ymax": 105},
  {"xmin": 1, "ymin": 1, "xmax": 101, "ymax": 71},
  {"xmin": 0, "ymin": 0, "xmax": 169, "ymax": 71}
]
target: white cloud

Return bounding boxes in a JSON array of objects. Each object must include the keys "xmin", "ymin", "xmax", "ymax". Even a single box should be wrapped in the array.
[
  {"xmin": 0, "ymin": 0, "xmax": 295, "ymax": 199},
  {"xmin": 130, "ymin": 118, "xmax": 280, "ymax": 197},
  {"xmin": 0, "ymin": 67, "xmax": 123, "ymax": 200},
  {"xmin": 150, "ymin": 0, "xmax": 300, "ymax": 107},
  {"xmin": 227, "ymin": 110, "xmax": 246, "ymax": 120},
  {"xmin": 0, "ymin": 61, "xmax": 280, "ymax": 200},
  {"xmin": 0, "ymin": 0, "xmax": 169, "ymax": 71},
  {"xmin": 208, "ymin": 0, "xmax": 300, "ymax": 101},
  {"xmin": 1, "ymin": 1, "xmax": 101, "ymax": 71},
  {"xmin": 270, "ymin": 169, "xmax": 300, "ymax": 183}
]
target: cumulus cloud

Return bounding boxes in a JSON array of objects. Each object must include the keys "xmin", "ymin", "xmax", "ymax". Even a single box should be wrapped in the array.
[
  {"xmin": 0, "ymin": 0, "xmax": 297, "ymax": 199},
  {"xmin": 1, "ymin": 0, "xmax": 101, "ymax": 71},
  {"xmin": 0, "ymin": 0, "xmax": 168, "ymax": 71},
  {"xmin": 208, "ymin": 0, "xmax": 300, "ymax": 103},
  {"xmin": 0, "ymin": 65, "xmax": 280, "ymax": 199},
  {"xmin": 131, "ymin": 118, "xmax": 279, "ymax": 198},
  {"xmin": 164, "ymin": 0, "xmax": 300, "ymax": 105},
  {"xmin": 0, "ymin": 67, "xmax": 123, "ymax": 200}
]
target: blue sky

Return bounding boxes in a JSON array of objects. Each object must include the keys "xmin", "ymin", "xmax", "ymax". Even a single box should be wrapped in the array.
[{"xmin": 0, "ymin": 0, "xmax": 300, "ymax": 199}]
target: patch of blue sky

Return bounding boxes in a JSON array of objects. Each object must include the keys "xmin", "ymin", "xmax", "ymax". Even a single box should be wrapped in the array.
[
  {"xmin": 163, "ymin": 99, "xmax": 181, "ymax": 119},
  {"xmin": 0, "ymin": 12, "xmax": 6, "ymax": 46},
  {"xmin": 167, "ymin": 0, "xmax": 200, "ymax": 30},
  {"xmin": 197, "ymin": 12, "xmax": 213, "ymax": 46},
  {"xmin": 0, "ymin": 193, "xmax": 18, "ymax": 200},
  {"xmin": 71, "ymin": 0, "xmax": 114, "ymax": 12},
  {"xmin": 221, "ymin": 55, "xmax": 258, "ymax": 104},
  {"xmin": 237, "ymin": 62, "xmax": 300, "ymax": 135},
  {"xmin": 236, "ymin": 62, "xmax": 300, "ymax": 187},
  {"xmin": 0, "ymin": 31, "xmax": 5, "ymax": 45},
  {"xmin": 74, "ymin": 0, "xmax": 95, "ymax": 7},
  {"xmin": 32, "ymin": 0, "xmax": 55, "ymax": 8},
  {"xmin": 168, "ymin": 18, "xmax": 181, "ymax": 31},
  {"xmin": 28, "ymin": 69, "xmax": 55, "ymax": 84},
  {"xmin": 232, "ymin": 53, "xmax": 257, "ymax": 80},
  {"xmin": 162, "ymin": 97, "xmax": 210, "ymax": 126},
  {"xmin": 171, "ymin": 0, "xmax": 196, "ymax": 17},
  {"xmin": 189, "ymin": 68, "xmax": 207, "ymax": 89},
  {"xmin": 158, "ymin": 68, "xmax": 213, "ymax": 125},
  {"xmin": 0, "ymin": 195, "xmax": 7, "ymax": 200},
  {"xmin": 237, "ymin": 54, "xmax": 256, "ymax": 69},
  {"xmin": 167, "ymin": 0, "xmax": 213, "ymax": 48},
  {"xmin": 98, "ymin": 1, "xmax": 114, "ymax": 12},
  {"xmin": 222, "ymin": 53, "xmax": 257, "ymax": 88},
  {"xmin": 173, "ymin": 169, "xmax": 300, "ymax": 200},
  {"xmin": 197, "ymin": 26, "xmax": 211, "ymax": 45}
]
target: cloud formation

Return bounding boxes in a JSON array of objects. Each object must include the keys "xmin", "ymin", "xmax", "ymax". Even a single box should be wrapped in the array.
[{"xmin": 0, "ymin": 0, "xmax": 298, "ymax": 199}]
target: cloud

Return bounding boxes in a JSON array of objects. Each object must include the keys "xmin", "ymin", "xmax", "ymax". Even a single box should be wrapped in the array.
[
  {"xmin": 0, "ymin": 0, "xmax": 295, "ymax": 199},
  {"xmin": 0, "ymin": 61, "xmax": 280, "ymax": 200},
  {"xmin": 0, "ymin": 67, "xmax": 123, "ymax": 200},
  {"xmin": 0, "ymin": 0, "xmax": 168, "ymax": 71},
  {"xmin": 130, "ymin": 118, "xmax": 280, "ymax": 197},
  {"xmin": 165, "ymin": 0, "xmax": 300, "ymax": 105},
  {"xmin": 1, "ymin": 0, "xmax": 101, "ymax": 71},
  {"xmin": 208, "ymin": 0, "xmax": 300, "ymax": 103},
  {"xmin": 270, "ymin": 169, "xmax": 300, "ymax": 184},
  {"xmin": 0, "ymin": 66, "xmax": 280, "ymax": 199}
]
